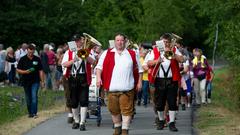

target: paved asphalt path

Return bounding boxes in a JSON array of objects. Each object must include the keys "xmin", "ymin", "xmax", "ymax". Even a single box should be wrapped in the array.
[{"xmin": 24, "ymin": 104, "xmax": 193, "ymax": 135}]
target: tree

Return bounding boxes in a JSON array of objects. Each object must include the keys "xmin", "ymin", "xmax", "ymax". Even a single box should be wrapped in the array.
[{"xmin": 190, "ymin": 0, "xmax": 240, "ymax": 64}]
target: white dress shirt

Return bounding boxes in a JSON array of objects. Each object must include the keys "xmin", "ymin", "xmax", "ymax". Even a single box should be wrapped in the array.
[
  {"xmin": 15, "ymin": 49, "xmax": 27, "ymax": 61},
  {"xmin": 96, "ymin": 48, "xmax": 143, "ymax": 92}
]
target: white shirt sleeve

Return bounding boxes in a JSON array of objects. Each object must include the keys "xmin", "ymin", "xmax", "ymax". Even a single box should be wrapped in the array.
[
  {"xmin": 61, "ymin": 50, "xmax": 69, "ymax": 66},
  {"xmin": 135, "ymin": 51, "xmax": 143, "ymax": 73},
  {"xmin": 15, "ymin": 50, "xmax": 20, "ymax": 61},
  {"xmin": 95, "ymin": 50, "xmax": 108, "ymax": 70},
  {"xmin": 183, "ymin": 60, "xmax": 189, "ymax": 67},
  {"xmin": 89, "ymin": 51, "xmax": 96, "ymax": 61},
  {"xmin": 142, "ymin": 52, "xmax": 150, "ymax": 66},
  {"xmin": 145, "ymin": 50, "xmax": 155, "ymax": 64},
  {"xmin": 174, "ymin": 47, "xmax": 182, "ymax": 56}
]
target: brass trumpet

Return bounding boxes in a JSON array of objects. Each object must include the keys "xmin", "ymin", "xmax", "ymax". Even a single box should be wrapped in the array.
[{"xmin": 77, "ymin": 33, "xmax": 101, "ymax": 59}]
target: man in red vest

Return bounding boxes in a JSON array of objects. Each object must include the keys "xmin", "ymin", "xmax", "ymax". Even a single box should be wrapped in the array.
[
  {"xmin": 96, "ymin": 33, "xmax": 143, "ymax": 135},
  {"xmin": 62, "ymin": 34, "xmax": 96, "ymax": 131},
  {"xmin": 147, "ymin": 33, "xmax": 184, "ymax": 132}
]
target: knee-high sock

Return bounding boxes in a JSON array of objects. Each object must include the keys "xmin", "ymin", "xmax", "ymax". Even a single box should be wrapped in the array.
[
  {"xmin": 68, "ymin": 113, "xmax": 73, "ymax": 117},
  {"xmin": 80, "ymin": 107, "xmax": 87, "ymax": 125},
  {"xmin": 157, "ymin": 111, "xmax": 164, "ymax": 121},
  {"xmin": 72, "ymin": 108, "xmax": 79, "ymax": 123},
  {"xmin": 112, "ymin": 114, "xmax": 121, "ymax": 127},
  {"xmin": 169, "ymin": 111, "xmax": 176, "ymax": 123},
  {"xmin": 122, "ymin": 115, "xmax": 131, "ymax": 129}
]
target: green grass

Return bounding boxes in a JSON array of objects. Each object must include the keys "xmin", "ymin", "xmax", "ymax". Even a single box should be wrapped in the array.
[
  {"xmin": 212, "ymin": 67, "xmax": 240, "ymax": 111},
  {"xmin": 0, "ymin": 86, "xmax": 64, "ymax": 126},
  {"xmin": 196, "ymin": 104, "xmax": 230, "ymax": 129},
  {"xmin": 195, "ymin": 66, "xmax": 240, "ymax": 135}
]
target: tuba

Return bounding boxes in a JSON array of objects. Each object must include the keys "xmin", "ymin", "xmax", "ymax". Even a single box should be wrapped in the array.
[
  {"xmin": 164, "ymin": 51, "xmax": 174, "ymax": 60},
  {"xmin": 77, "ymin": 33, "xmax": 102, "ymax": 59},
  {"xmin": 126, "ymin": 40, "xmax": 139, "ymax": 50}
]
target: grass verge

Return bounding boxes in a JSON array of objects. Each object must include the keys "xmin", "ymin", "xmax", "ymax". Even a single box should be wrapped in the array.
[
  {"xmin": 0, "ymin": 86, "xmax": 65, "ymax": 135},
  {"xmin": 195, "ymin": 67, "xmax": 240, "ymax": 135}
]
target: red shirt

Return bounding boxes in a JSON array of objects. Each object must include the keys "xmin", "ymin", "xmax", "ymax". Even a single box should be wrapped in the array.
[
  {"xmin": 206, "ymin": 66, "xmax": 213, "ymax": 81},
  {"xmin": 46, "ymin": 50, "xmax": 55, "ymax": 65}
]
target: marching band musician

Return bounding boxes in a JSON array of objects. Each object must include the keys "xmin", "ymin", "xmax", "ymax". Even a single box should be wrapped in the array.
[
  {"xmin": 62, "ymin": 34, "xmax": 96, "ymax": 131},
  {"xmin": 96, "ymin": 33, "xmax": 143, "ymax": 135},
  {"xmin": 146, "ymin": 33, "xmax": 184, "ymax": 132}
]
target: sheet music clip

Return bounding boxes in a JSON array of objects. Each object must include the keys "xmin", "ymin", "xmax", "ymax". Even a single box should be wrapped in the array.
[
  {"xmin": 156, "ymin": 40, "xmax": 165, "ymax": 54},
  {"xmin": 109, "ymin": 40, "xmax": 115, "ymax": 49},
  {"xmin": 67, "ymin": 41, "xmax": 77, "ymax": 52}
]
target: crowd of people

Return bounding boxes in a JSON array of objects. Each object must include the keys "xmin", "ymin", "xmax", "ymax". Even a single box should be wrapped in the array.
[{"xmin": 0, "ymin": 32, "xmax": 214, "ymax": 135}]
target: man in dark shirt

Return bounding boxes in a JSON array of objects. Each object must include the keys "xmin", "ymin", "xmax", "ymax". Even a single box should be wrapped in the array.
[{"xmin": 17, "ymin": 44, "xmax": 44, "ymax": 118}]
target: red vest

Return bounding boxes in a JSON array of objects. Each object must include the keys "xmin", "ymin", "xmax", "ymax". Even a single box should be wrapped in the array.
[
  {"xmin": 102, "ymin": 49, "xmax": 139, "ymax": 91},
  {"xmin": 64, "ymin": 50, "xmax": 92, "ymax": 85},
  {"xmin": 148, "ymin": 47, "xmax": 181, "ymax": 83}
]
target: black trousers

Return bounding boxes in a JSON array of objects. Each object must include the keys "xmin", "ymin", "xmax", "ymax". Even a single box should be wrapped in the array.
[
  {"xmin": 154, "ymin": 78, "xmax": 178, "ymax": 111},
  {"xmin": 68, "ymin": 74, "xmax": 89, "ymax": 108}
]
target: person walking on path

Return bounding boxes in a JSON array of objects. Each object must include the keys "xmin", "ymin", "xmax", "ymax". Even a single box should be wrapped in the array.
[
  {"xmin": 206, "ymin": 65, "xmax": 214, "ymax": 103},
  {"xmin": 62, "ymin": 34, "xmax": 97, "ymax": 131},
  {"xmin": 137, "ymin": 46, "xmax": 149, "ymax": 107},
  {"xmin": 16, "ymin": 44, "xmax": 44, "ymax": 118},
  {"xmin": 96, "ymin": 33, "xmax": 143, "ymax": 135},
  {"xmin": 146, "ymin": 33, "xmax": 184, "ymax": 132},
  {"xmin": 5, "ymin": 47, "xmax": 17, "ymax": 86},
  {"xmin": 192, "ymin": 48, "xmax": 210, "ymax": 105}
]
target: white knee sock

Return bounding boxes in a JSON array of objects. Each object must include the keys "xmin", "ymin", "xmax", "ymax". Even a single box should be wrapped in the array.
[
  {"xmin": 68, "ymin": 113, "xmax": 73, "ymax": 117},
  {"xmin": 80, "ymin": 107, "xmax": 87, "ymax": 125},
  {"xmin": 157, "ymin": 111, "xmax": 164, "ymax": 121},
  {"xmin": 72, "ymin": 108, "xmax": 79, "ymax": 123},
  {"xmin": 169, "ymin": 111, "xmax": 176, "ymax": 123},
  {"xmin": 112, "ymin": 115, "xmax": 121, "ymax": 127},
  {"xmin": 122, "ymin": 115, "xmax": 131, "ymax": 130}
]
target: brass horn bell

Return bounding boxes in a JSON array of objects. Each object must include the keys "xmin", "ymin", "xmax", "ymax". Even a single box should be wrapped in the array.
[
  {"xmin": 164, "ymin": 51, "xmax": 174, "ymax": 60},
  {"xmin": 77, "ymin": 33, "xmax": 102, "ymax": 59}
]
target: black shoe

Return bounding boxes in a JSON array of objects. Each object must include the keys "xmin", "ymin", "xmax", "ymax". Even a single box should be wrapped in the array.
[
  {"xmin": 121, "ymin": 129, "xmax": 129, "ymax": 135},
  {"xmin": 33, "ymin": 114, "xmax": 38, "ymax": 119},
  {"xmin": 155, "ymin": 117, "xmax": 160, "ymax": 125},
  {"xmin": 72, "ymin": 122, "xmax": 79, "ymax": 129},
  {"xmin": 137, "ymin": 101, "xmax": 141, "ymax": 106},
  {"xmin": 169, "ymin": 122, "xmax": 178, "ymax": 132},
  {"xmin": 133, "ymin": 108, "xmax": 136, "ymax": 114},
  {"xmin": 182, "ymin": 104, "xmax": 186, "ymax": 111},
  {"xmin": 156, "ymin": 120, "xmax": 165, "ymax": 130},
  {"xmin": 101, "ymin": 99, "xmax": 107, "ymax": 106},
  {"xmin": 28, "ymin": 114, "xmax": 33, "ymax": 118},
  {"xmin": 68, "ymin": 117, "xmax": 74, "ymax": 124},
  {"xmin": 113, "ymin": 126, "xmax": 122, "ymax": 135},
  {"xmin": 80, "ymin": 124, "xmax": 86, "ymax": 131}
]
